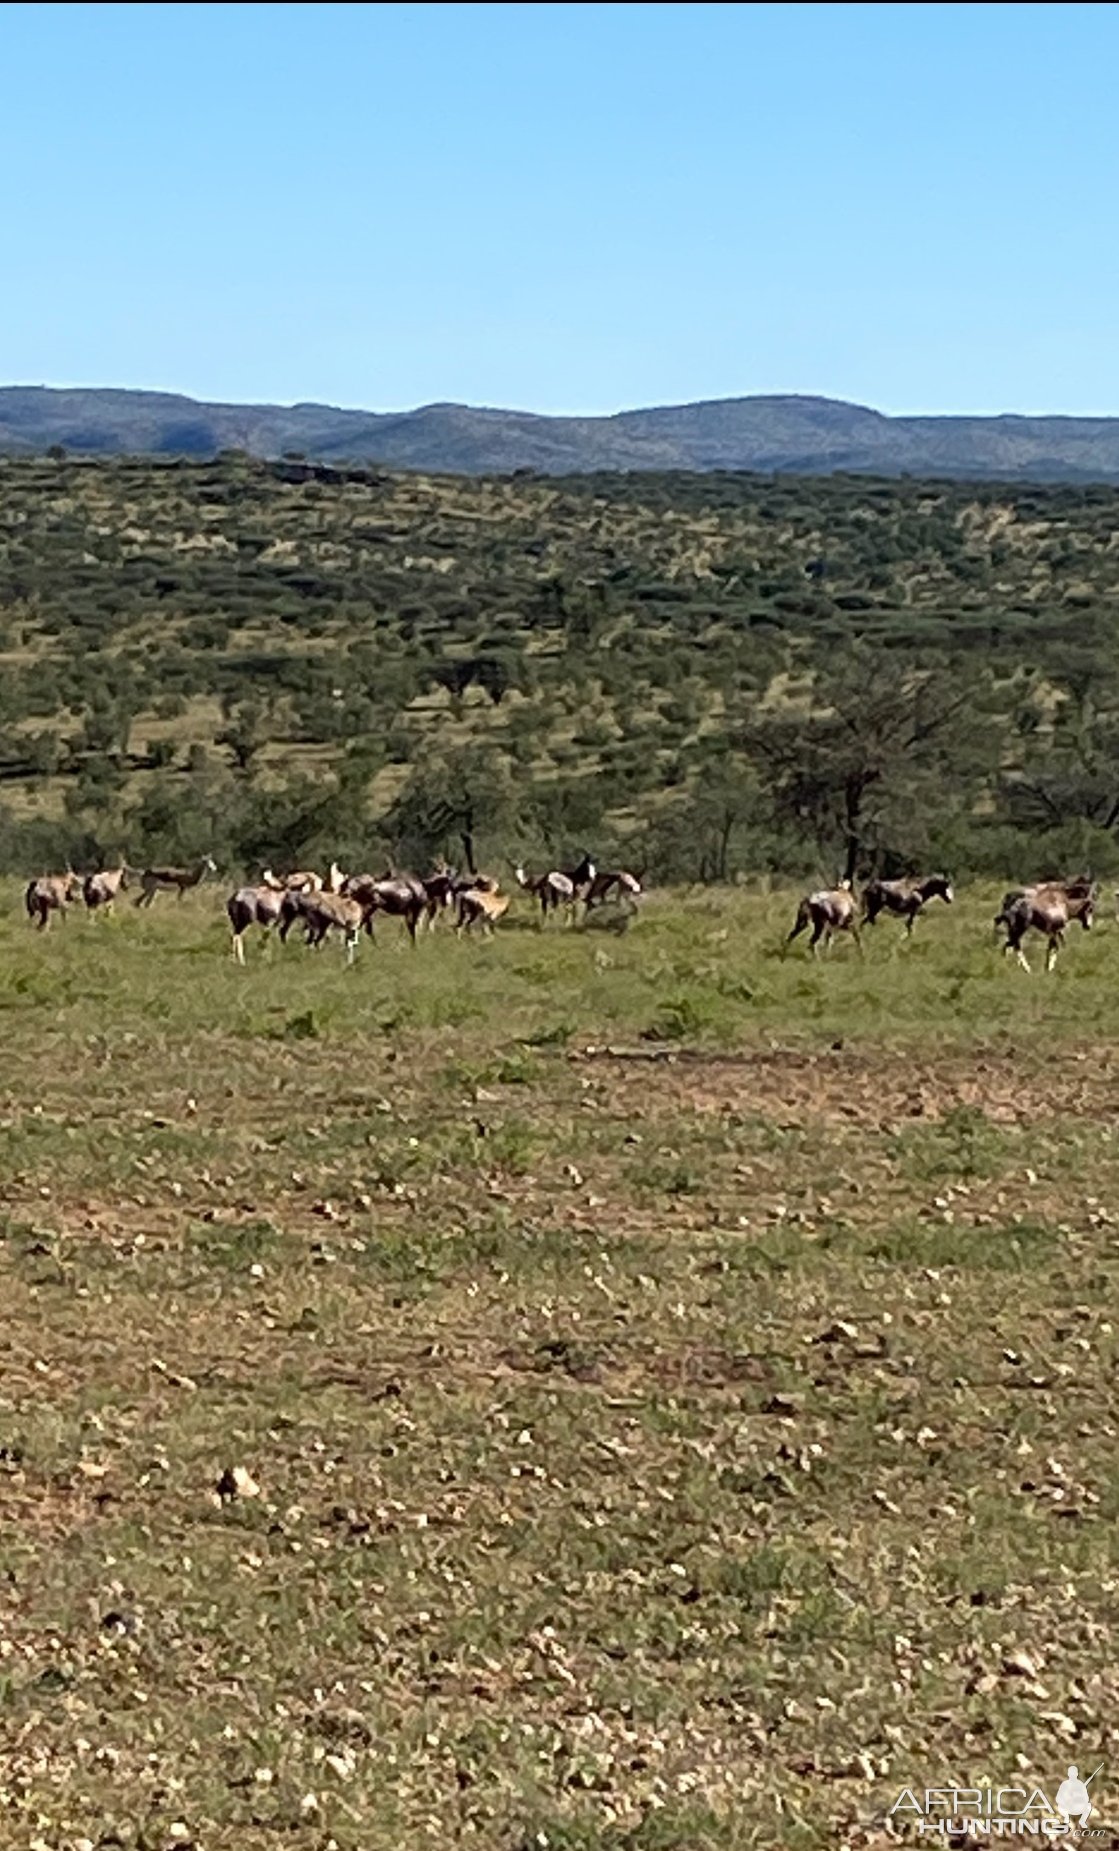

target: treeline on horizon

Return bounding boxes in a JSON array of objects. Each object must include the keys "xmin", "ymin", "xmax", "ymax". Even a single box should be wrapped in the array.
[{"xmin": 2, "ymin": 448, "xmax": 1119, "ymax": 885}]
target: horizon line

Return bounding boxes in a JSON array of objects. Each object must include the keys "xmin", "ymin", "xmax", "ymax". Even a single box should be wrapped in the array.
[{"xmin": 8, "ymin": 381, "xmax": 1119, "ymax": 424}]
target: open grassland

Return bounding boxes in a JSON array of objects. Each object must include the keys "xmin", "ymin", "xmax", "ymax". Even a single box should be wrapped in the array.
[{"xmin": 3, "ymin": 884, "xmax": 1119, "ymax": 1849}]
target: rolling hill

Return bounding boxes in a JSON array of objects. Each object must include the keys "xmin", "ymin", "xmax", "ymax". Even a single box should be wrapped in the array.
[{"xmin": 8, "ymin": 385, "xmax": 1119, "ymax": 479}]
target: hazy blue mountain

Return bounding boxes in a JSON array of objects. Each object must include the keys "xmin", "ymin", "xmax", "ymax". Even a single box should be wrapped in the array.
[{"xmin": 7, "ymin": 385, "xmax": 1119, "ymax": 480}]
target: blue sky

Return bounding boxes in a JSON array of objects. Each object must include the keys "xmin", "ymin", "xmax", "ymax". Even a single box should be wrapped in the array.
[{"xmin": 3, "ymin": 2, "xmax": 1116, "ymax": 415}]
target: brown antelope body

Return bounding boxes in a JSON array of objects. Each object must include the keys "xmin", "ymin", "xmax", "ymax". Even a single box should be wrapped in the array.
[
  {"xmin": 135, "ymin": 856, "xmax": 217, "ymax": 906},
  {"xmin": 787, "ymin": 882, "xmax": 861, "ymax": 956},
  {"xmin": 514, "ymin": 864, "xmax": 577, "ymax": 922},
  {"xmin": 341, "ymin": 873, "xmax": 426, "ymax": 942},
  {"xmin": 584, "ymin": 868, "xmax": 642, "ymax": 909},
  {"xmin": 25, "ymin": 871, "xmax": 83, "ymax": 930},
  {"xmin": 227, "ymin": 884, "xmax": 285, "ymax": 963},
  {"xmin": 995, "ymin": 880, "xmax": 1096, "ymax": 973},
  {"xmin": 862, "ymin": 873, "xmax": 954, "ymax": 936},
  {"xmin": 455, "ymin": 885, "xmax": 510, "ymax": 935},
  {"xmin": 280, "ymin": 889, "xmax": 366, "ymax": 964},
  {"xmin": 83, "ymin": 866, "xmax": 131, "ymax": 915}
]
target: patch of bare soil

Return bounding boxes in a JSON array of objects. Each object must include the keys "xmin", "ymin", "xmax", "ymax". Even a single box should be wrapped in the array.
[{"xmin": 573, "ymin": 1042, "xmax": 1119, "ymax": 1127}]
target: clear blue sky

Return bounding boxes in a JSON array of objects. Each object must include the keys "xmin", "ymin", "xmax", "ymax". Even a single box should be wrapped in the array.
[{"xmin": 3, "ymin": 2, "xmax": 1117, "ymax": 416}]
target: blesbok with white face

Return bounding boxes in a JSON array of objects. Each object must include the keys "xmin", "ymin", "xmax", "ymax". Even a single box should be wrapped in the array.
[
  {"xmin": 862, "ymin": 873, "xmax": 954, "ymax": 937},
  {"xmin": 25, "ymin": 871, "xmax": 83, "ymax": 930},
  {"xmin": 134, "ymin": 856, "xmax": 217, "ymax": 907},
  {"xmin": 787, "ymin": 880, "xmax": 862, "ymax": 957}
]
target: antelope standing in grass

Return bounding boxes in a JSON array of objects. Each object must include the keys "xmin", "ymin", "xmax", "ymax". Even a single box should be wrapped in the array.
[
  {"xmin": 82, "ymin": 866, "xmax": 132, "ymax": 916},
  {"xmin": 455, "ymin": 884, "xmax": 510, "ymax": 935},
  {"xmin": 995, "ymin": 881, "xmax": 1096, "ymax": 973},
  {"xmin": 862, "ymin": 873, "xmax": 954, "ymax": 936},
  {"xmin": 279, "ymin": 888, "xmax": 366, "ymax": 964},
  {"xmin": 787, "ymin": 881, "xmax": 862, "ymax": 957},
  {"xmin": 584, "ymin": 867, "xmax": 642, "ymax": 910},
  {"xmin": 514, "ymin": 864, "xmax": 577, "ymax": 923},
  {"xmin": 227, "ymin": 884, "xmax": 284, "ymax": 963},
  {"xmin": 134, "ymin": 855, "xmax": 217, "ymax": 907},
  {"xmin": 25, "ymin": 871, "xmax": 83, "ymax": 930},
  {"xmin": 341, "ymin": 872, "xmax": 426, "ymax": 942}
]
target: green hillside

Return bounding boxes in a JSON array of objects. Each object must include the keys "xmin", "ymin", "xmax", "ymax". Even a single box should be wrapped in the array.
[{"xmin": 3, "ymin": 451, "xmax": 1119, "ymax": 879}]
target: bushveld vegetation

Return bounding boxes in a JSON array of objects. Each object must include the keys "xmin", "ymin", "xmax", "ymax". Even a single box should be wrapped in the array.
[
  {"xmin": 5, "ymin": 454, "xmax": 1119, "ymax": 883},
  {"xmin": 2, "ymin": 885, "xmax": 1119, "ymax": 1848}
]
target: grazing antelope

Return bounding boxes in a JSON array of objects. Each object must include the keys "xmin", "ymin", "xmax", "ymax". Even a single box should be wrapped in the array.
[
  {"xmin": 82, "ymin": 865, "xmax": 132, "ymax": 916},
  {"xmin": 787, "ymin": 881, "xmax": 862, "ymax": 957},
  {"xmin": 996, "ymin": 883, "xmax": 1096, "ymax": 973},
  {"xmin": 226, "ymin": 884, "xmax": 284, "ymax": 963},
  {"xmin": 341, "ymin": 872, "xmax": 426, "ymax": 942},
  {"xmin": 25, "ymin": 871, "xmax": 83, "ymax": 930},
  {"xmin": 455, "ymin": 885, "xmax": 510, "ymax": 935},
  {"xmin": 134, "ymin": 856, "xmax": 217, "ymax": 907},
  {"xmin": 862, "ymin": 873, "xmax": 954, "ymax": 936},
  {"xmin": 584, "ymin": 868, "xmax": 642, "ymax": 910},
  {"xmin": 514, "ymin": 864, "xmax": 577, "ymax": 923},
  {"xmin": 282, "ymin": 889, "xmax": 366, "ymax": 965}
]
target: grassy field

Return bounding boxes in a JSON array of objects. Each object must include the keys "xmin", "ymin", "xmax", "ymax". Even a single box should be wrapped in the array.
[{"xmin": 2, "ymin": 880, "xmax": 1119, "ymax": 1849}]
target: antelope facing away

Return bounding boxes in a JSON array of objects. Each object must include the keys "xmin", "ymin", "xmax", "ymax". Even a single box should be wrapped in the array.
[
  {"xmin": 863, "ymin": 873, "xmax": 954, "ymax": 936},
  {"xmin": 227, "ymin": 884, "xmax": 285, "ymax": 963},
  {"xmin": 83, "ymin": 866, "xmax": 131, "ymax": 916},
  {"xmin": 25, "ymin": 871, "xmax": 83, "ymax": 930},
  {"xmin": 262, "ymin": 867, "xmax": 323, "ymax": 895},
  {"xmin": 455, "ymin": 884, "xmax": 510, "ymax": 935},
  {"xmin": 584, "ymin": 867, "xmax": 642, "ymax": 910},
  {"xmin": 134, "ymin": 856, "xmax": 217, "ymax": 907},
  {"xmin": 995, "ymin": 880, "xmax": 1096, "ymax": 973},
  {"xmin": 787, "ymin": 881, "xmax": 862, "ymax": 957},
  {"xmin": 514, "ymin": 864, "xmax": 577, "ymax": 923}
]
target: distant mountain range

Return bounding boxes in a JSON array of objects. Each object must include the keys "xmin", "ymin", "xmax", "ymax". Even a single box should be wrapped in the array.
[{"xmin": 8, "ymin": 385, "xmax": 1119, "ymax": 481}]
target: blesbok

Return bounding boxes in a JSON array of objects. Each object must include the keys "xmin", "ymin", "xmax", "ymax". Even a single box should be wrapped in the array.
[
  {"xmin": 862, "ymin": 873, "xmax": 954, "ymax": 936},
  {"xmin": 455, "ymin": 884, "xmax": 510, "ymax": 935},
  {"xmin": 281, "ymin": 889, "xmax": 366, "ymax": 965},
  {"xmin": 419, "ymin": 861, "xmax": 461, "ymax": 931},
  {"xmin": 227, "ymin": 884, "xmax": 285, "ymax": 963},
  {"xmin": 993, "ymin": 877, "xmax": 1094, "ymax": 942},
  {"xmin": 25, "ymin": 871, "xmax": 83, "ymax": 930},
  {"xmin": 262, "ymin": 867, "xmax": 323, "ymax": 895},
  {"xmin": 83, "ymin": 866, "xmax": 132, "ymax": 916},
  {"xmin": 584, "ymin": 868, "xmax": 642, "ymax": 910},
  {"xmin": 787, "ymin": 881, "xmax": 862, "ymax": 957},
  {"xmin": 134, "ymin": 856, "xmax": 217, "ymax": 907},
  {"xmin": 565, "ymin": 853, "xmax": 598, "ymax": 898},
  {"xmin": 341, "ymin": 872, "xmax": 426, "ymax": 942},
  {"xmin": 996, "ymin": 883, "xmax": 1096, "ymax": 973},
  {"xmin": 514, "ymin": 864, "xmax": 577, "ymax": 923}
]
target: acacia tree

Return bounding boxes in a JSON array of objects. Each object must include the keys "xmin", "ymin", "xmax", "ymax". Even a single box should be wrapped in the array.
[{"xmin": 744, "ymin": 646, "xmax": 993, "ymax": 879}]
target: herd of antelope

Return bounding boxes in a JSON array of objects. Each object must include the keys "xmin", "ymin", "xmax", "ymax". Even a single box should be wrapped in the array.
[
  {"xmin": 20, "ymin": 857, "xmax": 1111, "ymax": 974},
  {"xmin": 21, "ymin": 852, "xmax": 644, "ymax": 965},
  {"xmin": 789, "ymin": 871, "xmax": 1101, "ymax": 972}
]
